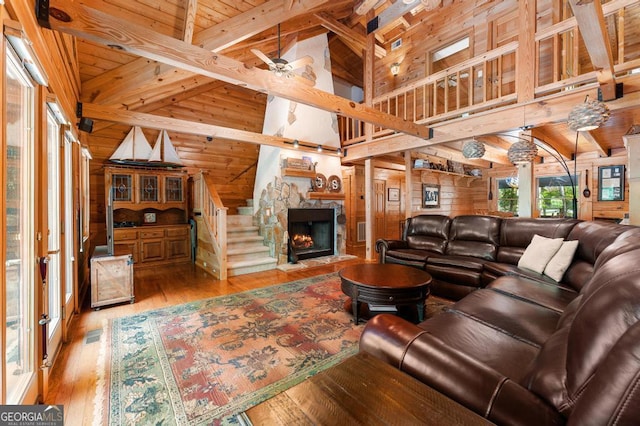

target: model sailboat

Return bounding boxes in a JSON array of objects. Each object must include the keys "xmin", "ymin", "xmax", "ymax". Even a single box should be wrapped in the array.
[
  {"xmin": 109, "ymin": 126, "xmax": 153, "ymax": 165},
  {"xmin": 148, "ymin": 130, "xmax": 183, "ymax": 167},
  {"xmin": 109, "ymin": 127, "xmax": 183, "ymax": 167}
]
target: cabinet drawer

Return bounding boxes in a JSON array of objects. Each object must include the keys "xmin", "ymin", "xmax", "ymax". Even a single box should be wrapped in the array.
[
  {"xmin": 114, "ymin": 229, "xmax": 138, "ymax": 240},
  {"xmin": 140, "ymin": 229, "xmax": 164, "ymax": 239},
  {"xmin": 165, "ymin": 227, "xmax": 189, "ymax": 238}
]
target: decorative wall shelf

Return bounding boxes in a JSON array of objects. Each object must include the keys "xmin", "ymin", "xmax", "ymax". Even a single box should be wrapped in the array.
[
  {"xmin": 282, "ymin": 167, "xmax": 316, "ymax": 178},
  {"xmin": 308, "ymin": 192, "xmax": 345, "ymax": 200},
  {"xmin": 412, "ymin": 168, "xmax": 480, "ymax": 179}
]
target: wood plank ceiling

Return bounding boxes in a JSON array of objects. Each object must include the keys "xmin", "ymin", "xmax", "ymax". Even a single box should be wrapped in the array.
[{"xmin": 63, "ymin": 0, "xmax": 640, "ymax": 210}]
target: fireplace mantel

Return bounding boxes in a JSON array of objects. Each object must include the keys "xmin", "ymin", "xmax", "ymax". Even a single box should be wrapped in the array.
[{"xmin": 308, "ymin": 192, "xmax": 345, "ymax": 200}]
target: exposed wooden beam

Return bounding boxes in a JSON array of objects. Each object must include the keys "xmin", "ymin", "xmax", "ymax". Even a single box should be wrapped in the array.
[
  {"xmin": 182, "ymin": 0, "xmax": 197, "ymax": 44},
  {"xmin": 366, "ymin": 0, "xmax": 421, "ymax": 34},
  {"xmin": 82, "ymin": 103, "xmax": 324, "ymax": 152},
  {"xmin": 579, "ymin": 131, "xmax": 609, "ymax": 157},
  {"xmin": 314, "ymin": 11, "xmax": 386, "ymax": 58},
  {"xmin": 569, "ymin": 0, "xmax": 617, "ymax": 100},
  {"xmin": 531, "ymin": 128, "xmax": 574, "ymax": 160},
  {"xmin": 344, "ymin": 82, "xmax": 640, "ymax": 162},
  {"xmin": 372, "ymin": 159, "xmax": 405, "ymax": 171},
  {"xmin": 81, "ymin": 0, "xmax": 331, "ymax": 104},
  {"xmin": 195, "ymin": 0, "xmax": 333, "ymax": 52},
  {"xmin": 43, "ymin": 0, "xmax": 431, "ymax": 139}
]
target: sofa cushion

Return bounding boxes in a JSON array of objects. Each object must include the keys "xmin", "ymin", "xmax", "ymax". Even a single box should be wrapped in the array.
[
  {"xmin": 448, "ymin": 289, "xmax": 561, "ymax": 346},
  {"xmin": 385, "ymin": 248, "xmax": 435, "ymax": 264},
  {"xmin": 405, "ymin": 214, "xmax": 451, "ymax": 254},
  {"xmin": 523, "ymin": 248, "xmax": 640, "ymax": 416},
  {"xmin": 518, "ymin": 235, "xmax": 564, "ymax": 274},
  {"xmin": 419, "ymin": 310, "xmax": 540, "ymax": 382},
  {"xmin": 487, "ymin": 275, "xmax": 578, "ymax": 313},
  {"xmin": 543, "ymin": 240, "xmax": 579, "ymax": 281},
  {"xmin": 497, "ymin": 218, "xmax": 578, "ymax": 264},
  {"xmin": 446, "ymin": 215, "xmax": 502, "ymax": 260},
  {"xmin": 427, "ymin": 255, "xmax": 490, "ymax": 288}
]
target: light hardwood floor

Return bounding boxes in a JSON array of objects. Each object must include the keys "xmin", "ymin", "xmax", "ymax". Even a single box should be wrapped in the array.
[{"xmin": 45, "ymin": 258, "xmax": 364, "ymax": 425}]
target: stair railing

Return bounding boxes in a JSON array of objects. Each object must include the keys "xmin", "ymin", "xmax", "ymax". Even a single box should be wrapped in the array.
[{"xmin": 195, "ymin": 171, "xmax": 228, "ymax": 280}]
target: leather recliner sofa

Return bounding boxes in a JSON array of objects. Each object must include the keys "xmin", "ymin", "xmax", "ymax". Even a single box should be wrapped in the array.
[
  {"xmin": 375, "ymin": 214, "xmax": 630, "ymax": 300},
  {"xmin": 363, "ymin": 216, "xmax": 640, "ymax": 425}
]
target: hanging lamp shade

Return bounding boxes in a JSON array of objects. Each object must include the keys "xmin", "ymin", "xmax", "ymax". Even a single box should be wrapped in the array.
[
  {"xmin": 567, "ymin": 100, "xmax": 610, "ymax": 131},
  {"xmin": 507, "ymin": 141, "xmax": 538, "ymax": 164},
  {"xmin": 462, "ymin": 139, "xmax": 486, "ymax": 158}
]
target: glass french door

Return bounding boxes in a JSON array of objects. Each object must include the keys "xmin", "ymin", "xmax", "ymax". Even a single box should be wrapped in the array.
[
  {"xmin": 63, "ymin": 130, "xmax": 76, "ymax": 339},
  {"xmin": 45, "ymin": 108, "xmax": 62, "ymax": 363},
  {"xmin": 3, "ymin": 43, "xmax": 37, "ymax": 404}
]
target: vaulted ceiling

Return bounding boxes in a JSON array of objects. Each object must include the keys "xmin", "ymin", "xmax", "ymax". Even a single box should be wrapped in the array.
[{"xmin": 39, "ymin": 0, "xmax": 640, "ymax": 176}]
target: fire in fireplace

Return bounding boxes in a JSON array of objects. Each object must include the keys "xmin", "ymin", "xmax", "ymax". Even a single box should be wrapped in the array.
[{"xmin": 288, "ymin": 208, "xmax": 335, "ymax": 261}]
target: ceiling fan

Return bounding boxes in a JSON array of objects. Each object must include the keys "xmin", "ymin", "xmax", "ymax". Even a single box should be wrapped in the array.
[{"xmin": 251, "ymin": 24, "xmax": 313, "ymax": 79}]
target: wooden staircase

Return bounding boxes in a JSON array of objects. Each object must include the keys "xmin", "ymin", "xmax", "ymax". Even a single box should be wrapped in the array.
[{"xmin": 226, "ymin": 214, "xmax": 277, "ymax": 276}]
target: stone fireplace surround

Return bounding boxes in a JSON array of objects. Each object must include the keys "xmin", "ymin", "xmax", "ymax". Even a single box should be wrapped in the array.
[{"xmin": 256, "ymin": 176, "xmax": 346, "ymax": 265}]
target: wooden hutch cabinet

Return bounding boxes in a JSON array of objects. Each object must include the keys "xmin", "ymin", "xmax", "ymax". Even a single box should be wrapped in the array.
[{"xmin": 105, "ymin": 166, "xmax": 191, "ymax": 267}]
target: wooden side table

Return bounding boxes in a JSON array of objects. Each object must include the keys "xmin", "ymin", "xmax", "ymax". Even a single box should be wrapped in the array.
[
  {"xmin": 243, "ymin": 352, "xmax": 493, "ymax": 425},
  {"xmin": 339, "ymin": 263, "xmax": 432, "ymax": 324}
]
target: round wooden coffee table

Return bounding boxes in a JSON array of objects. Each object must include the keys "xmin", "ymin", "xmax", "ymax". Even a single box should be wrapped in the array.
[{"xmin": 339, "ymin": 264, "xmax": 432, "ymax": 324}]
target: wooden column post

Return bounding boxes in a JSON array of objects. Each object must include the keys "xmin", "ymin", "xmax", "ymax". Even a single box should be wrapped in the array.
[
  {"xmin": 404, "ymin": 150, "xmax": 413, "ymax": 220},
  {"xmin": 363, "ymin": 11, "xmax": 376, "ymax": 261},
  {"xmin": 517, "ymin": 0, "xmax": 536, "ymax": 104},
  {"xmin": 623, "ymin": 133, "xmax": 640, "ymax": 225}
]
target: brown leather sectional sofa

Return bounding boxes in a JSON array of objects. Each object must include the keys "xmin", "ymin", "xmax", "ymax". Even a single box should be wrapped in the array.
[{"xmin": 364, "ymin": 215, "xmax": 640, "ymax": 425}]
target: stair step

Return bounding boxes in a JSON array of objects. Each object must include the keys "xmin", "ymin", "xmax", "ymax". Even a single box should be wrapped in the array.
[
  {"xmin": 228, "ymin": 235, "xmax": 264, "ymax": 244},
  {"xmin": 227, "ymin": 215, "xmax": 254, "ymax": 227},
  {"xmin": 228, "ymin": 246, "xmax": 270, "ymax": 256},
  {"xmin": 237, "ymin": 206, "xmax": 253, "ymax": 215},
  {"xmin": 228, "ymin": 225, "xmax": 260, "ymax": 234},
  {"xmin": 227, "ymin": 257, "xmax": 277, "ymax": 276}
]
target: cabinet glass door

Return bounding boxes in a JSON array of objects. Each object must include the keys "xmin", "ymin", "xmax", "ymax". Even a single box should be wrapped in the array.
[
  {"xmin": 165, "ymin": 176, "xmax": 183, "ymax": 202},
  {"xmin": 139, "ymin": 175, "xmax": 159, "ymax": 202},
  {"xmin": 112, "ymin": 174, "xmax": 133, "ymax": 202}
]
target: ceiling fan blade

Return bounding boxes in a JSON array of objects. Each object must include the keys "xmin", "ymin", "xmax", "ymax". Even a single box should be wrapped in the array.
[
  {"xmin": 251, "ymin": 48, "xmax": 275, "ymax": 67},
  {"xmin": 287, "ymin": 55, "xmax": 313, "ymax": 70}
]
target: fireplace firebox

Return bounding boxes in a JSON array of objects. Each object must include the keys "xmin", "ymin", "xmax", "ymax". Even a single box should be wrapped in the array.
[{"xmin": 288, "ymin": 208, "xmax": 335, "ymax": 261}]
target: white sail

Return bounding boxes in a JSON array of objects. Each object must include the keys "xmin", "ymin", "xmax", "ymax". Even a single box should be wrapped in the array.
[
  {"xmin": 109, "ymin": 126, "xmax": 153, "ymax": 162},
  {"xmin": 149, "ymin": 130, "xmax": 183, "ymax": 165}
]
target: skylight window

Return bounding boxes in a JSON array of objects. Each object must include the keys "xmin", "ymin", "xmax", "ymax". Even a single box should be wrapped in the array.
[{"xmin": 432, "ymin": 37, "xmax": 470, "ymax": 61}]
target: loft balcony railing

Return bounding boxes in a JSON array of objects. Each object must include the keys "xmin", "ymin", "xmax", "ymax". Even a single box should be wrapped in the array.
[{"xmin": 339, "ymin": 1, "xmax": 639, "ymax": 146}]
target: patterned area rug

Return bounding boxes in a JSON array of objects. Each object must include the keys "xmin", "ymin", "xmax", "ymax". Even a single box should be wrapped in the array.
[{"xmin": 97, "ymin": 273, "xmax": 452, "ymax": 425}]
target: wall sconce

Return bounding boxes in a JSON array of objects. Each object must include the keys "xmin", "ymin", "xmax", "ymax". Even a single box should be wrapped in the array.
[{"xmin": 390, "ymin": 62, "xmax": 401, "ymax": 76}]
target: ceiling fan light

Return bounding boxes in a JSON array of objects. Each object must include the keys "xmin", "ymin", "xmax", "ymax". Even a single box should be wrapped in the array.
[
  {"xmin": 462, "ymin": 139, "xmax": 485, "ymax": 159},
  {"xmin": 567, "ymin": 99, "xmax": 610, "ymax": 131},
  {"xmin": 507, "ymin": 141, "xmax": 538, "ymax": 164}
]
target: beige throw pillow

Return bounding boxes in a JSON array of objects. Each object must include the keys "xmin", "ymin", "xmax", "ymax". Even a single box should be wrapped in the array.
[
  {"xmin": 517, "ymin": 234, "xmax": 564, "ymax": 274},
  {"xmin": 544, "ymin": 240, "xmax": 579, "ymax": 281}
]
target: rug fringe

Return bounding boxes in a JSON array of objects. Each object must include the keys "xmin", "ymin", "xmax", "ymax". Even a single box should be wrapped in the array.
[{"xmin": 93, "ymin": 318, "xmax": 109, "ymax": 426}]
